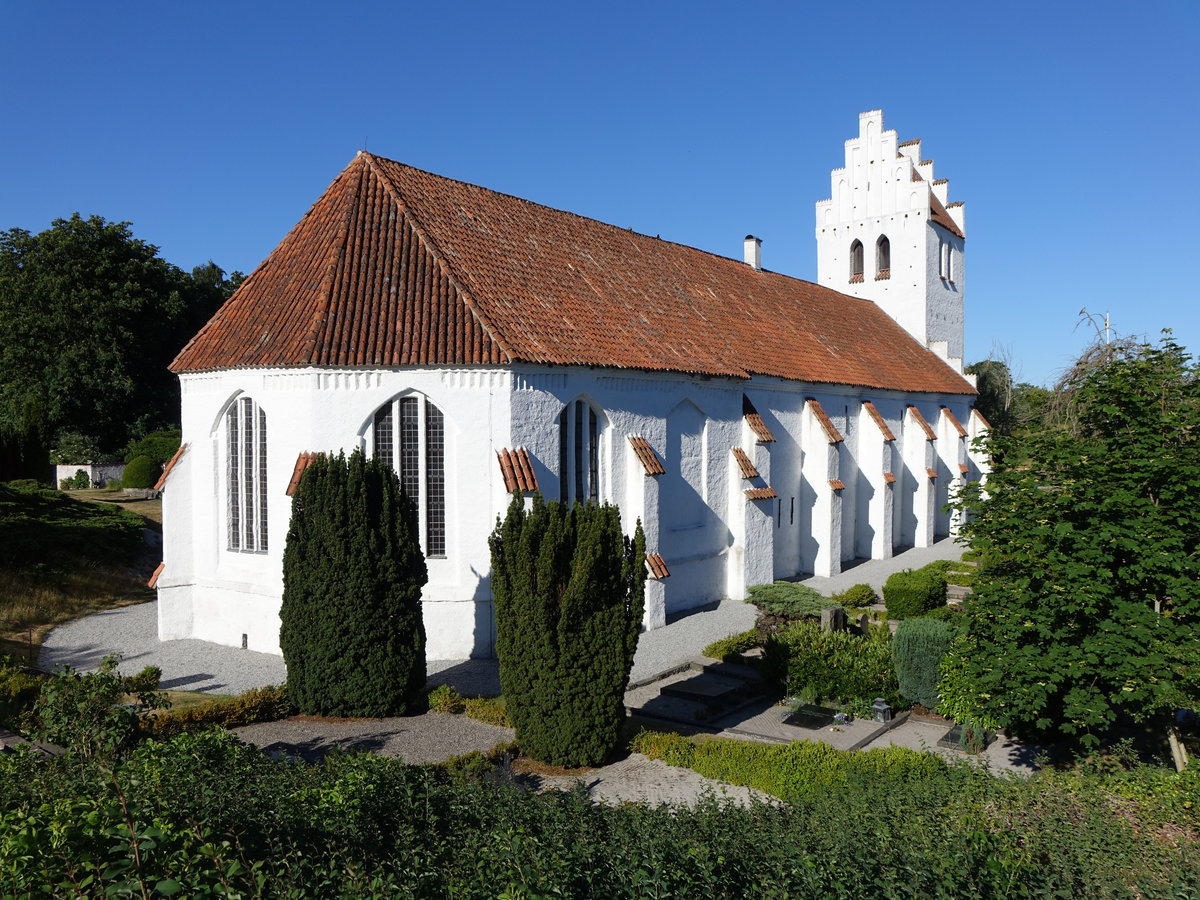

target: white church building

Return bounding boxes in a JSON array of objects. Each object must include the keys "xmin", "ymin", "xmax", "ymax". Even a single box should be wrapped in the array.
[{"xmin": 153, "ymin": 109, "xmax": 988, "ymax": 660}]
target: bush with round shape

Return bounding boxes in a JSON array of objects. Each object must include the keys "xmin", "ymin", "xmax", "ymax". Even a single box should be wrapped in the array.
[
  {"xmin": 490, "ymin": 492, "xmax": 645, "ymax": 768},
  {"xmin": 893, "ymin": 618, "xmax": 954, "ymax": 709},
  {"xmin": 279, "ymin": 450, "xmax": 427, "ymax": 717},
  {"xmin": 832, "ymin": 583, "xmax": 880, "ymax": 609},
  {"xmin": 121, "ymin": 454, "xmax": 158, "ymax": 489},
  {"xmin": 883, "ymin": 566, "xmax": 947, "ymax": 620}
]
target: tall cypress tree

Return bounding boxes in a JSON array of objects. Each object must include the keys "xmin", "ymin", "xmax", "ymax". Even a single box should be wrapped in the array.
[
  {"xmin": 280, "ymin": 449, "xmax": 427, "ymax": 717},
  {"xmin": 490, "ymin": 493, "xmax": 646, "ymax": 767}
]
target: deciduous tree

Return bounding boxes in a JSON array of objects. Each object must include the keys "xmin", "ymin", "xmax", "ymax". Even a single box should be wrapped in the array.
[{"xmin": 945, "ymin": 335, "xmax": 1200, "ymax": 759}]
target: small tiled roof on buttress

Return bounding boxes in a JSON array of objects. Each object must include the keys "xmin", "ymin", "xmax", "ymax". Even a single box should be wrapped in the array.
[{"xmin": 172, "ymin": 152, "xmax": 975, "ymax": 396}]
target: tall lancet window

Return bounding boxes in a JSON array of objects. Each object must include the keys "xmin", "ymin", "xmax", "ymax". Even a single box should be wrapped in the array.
[
  {"xmin": 849, "ymin": 240, "xmax": 864, "ymax": 282},
  {"xmin": 371, "ymin": 395, "xmax": 446, "ymax": 557},
  {"xmin": 876, "ymin": 235, "xmax": 891, "ymax": 279},
  {"xmin": 226, "ymin": 396, "xmax": 268, "ymax": 553},
  {"xmin": 559, "ymin": 398, "xmax": 604, "ymax": 504}
]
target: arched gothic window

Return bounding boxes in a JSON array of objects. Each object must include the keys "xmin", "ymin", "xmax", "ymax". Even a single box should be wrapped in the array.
[
  {"xmin": 371, "ymin": 395, "xmax": 446, "ymax": 557},
  {"xmin": 849, "ymin": 240, "xmax": 864, "ymax": 281},
  {"xmin": 876, "ymin": 235, "xmax": 891, "ymax": 278},
  {"xmin": 226, "ymin": 396, "xmax": 267, "ymax": 552},
  {"xmin": 559, "ymin": 398, "xmax": 604, "ymax": 504}
]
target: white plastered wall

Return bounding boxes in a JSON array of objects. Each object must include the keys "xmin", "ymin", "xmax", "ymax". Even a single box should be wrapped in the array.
[{"xmin": 160, "ymin": 361, "xmax": 982, "ymax": 660}]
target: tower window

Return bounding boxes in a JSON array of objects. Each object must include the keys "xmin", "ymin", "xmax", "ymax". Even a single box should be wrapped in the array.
[
  {"xmin": 849, "ymin": 240, "xmax": 864, "ymax": 283},
  {"xmin": 875, "ymin": 235, "xmax": 891, "ymax": 280},
  {"xmin": 226, "ymin": 396, "xmax": 267, "ymax": 553},
  {"xmin": 939, "ymin": 242, "xmax": 950, "ymax": 280},
  {"xmin": 371, "ymin": 395, "xmax": 446, "ymax": 557},
  {"xmin": 559, "ymin": 398, "xmax": 604, "ymax": 504}
]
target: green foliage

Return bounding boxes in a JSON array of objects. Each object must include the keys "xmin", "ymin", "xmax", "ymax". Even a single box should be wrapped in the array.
[
  {"xmin": 146, "ymin": 685, "xmax": 291, "ymax": 738},
  {"xmin": 635, "ymin": 730, "xmax": 947, "ymax": 802},
  {"xmin": 768, "ymin": 619, "xmax": 899, "ymax": 707},
  {"xmin": 949, "ymin": 335, "xmax": 1200, "ymax": 746},
  {"xmin": 280, "ymin": 450, "xmax": 428, "ymax": 717},
  {"xmin": 121, "ymin": 665, "xmax": 162, "ymax": 693},
  {"xmin": 427, "ymin": 684, "xmax": 466, "ymax": 714},
  {"xmin": 0, "ymin": 664, "xmax": 43, "ymax": 727},
  {"xmin": 50, "ymin": 430, "xmax": 103, "ymax": 464},
  {"xmin": 702, "ymin": 628, "xmax": 760, "ymax": 661},
  {"xmin": 893, "ymin": 618, "xmax": 954, "ymax": 708},
  {"xmin": 120, "ymin": 453, "xmax": 159, "ymax": 489},
  {"xmin": 28, "ymin": 655, "xmax": 166, "ymax": 760},
  {"xmin": 0, "ymin": 478, "xmax": 143, "ymax": 574},
  {"xmin": 490, "ymin": 493, "xmax": 645, "ymax": 767},
  {"xmin": 746, "ymin": 581, "xmax": 836, "ymax": 618},
  {"xmin": 883, "ymin": 564, "xmax": 947, "ymax": 620},
  {"xmin": 58, "ymin": 468, "xmax": 90, "ymax": 490},
  {"xmin": 123, "ymin": 427, "xmax": 181, "ymax": 465},
  {"xmin": 0, "ymin": 724, "xmax": 1197, "ymax": 897},
  {"xmin": 0, "ymin": 216, "xmax": 236, "ymax": 453},
  {"xmin": 831, "ymin": 582, "xmax": 880, "ymax": 609},
  {"xmin": 920, "ymin": 603, "xmax": 968, "ymax": 627},
  {"xmin": 462, "ymin": 695, "xmax": 511, "ymax": 728}
]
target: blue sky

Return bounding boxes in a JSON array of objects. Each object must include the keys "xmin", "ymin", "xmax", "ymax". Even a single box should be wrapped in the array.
[{"xmin": 3, "ymin": 1, "xmax": 1195, "ymax": 387}]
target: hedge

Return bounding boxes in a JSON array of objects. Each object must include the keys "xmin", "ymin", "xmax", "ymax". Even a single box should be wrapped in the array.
[{"xmin": 893, "ymin": 618, "xmax": 954, "ymax": 708}]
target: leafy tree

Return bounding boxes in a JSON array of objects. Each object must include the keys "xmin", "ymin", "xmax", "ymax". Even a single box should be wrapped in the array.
[
  {"xmin": 279, "ymin": 450, "xmax": 428, "ymax": 717},
  {"xmin": 123, "ymin": 427, "xmax": 182, "ymax": 465},
  {"xmin": 0, "ymin": 216, "xmax": 238, "ymax": 454},
  {"xmin": 946, "ymin": 335, "xmax": 1200, "ymax": 757},
  {"xmin": 965, "ymin": 359, "xmax": 1015, "ymax": 434},
  {"xmin": 489, "ymin": 493, "xmax": 646, "ymax": 767}
]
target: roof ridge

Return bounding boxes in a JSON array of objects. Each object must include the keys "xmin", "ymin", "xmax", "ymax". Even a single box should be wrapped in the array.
[{"xmin": 360, "ymin": 152, "xmax": 515, "ymax": 363}]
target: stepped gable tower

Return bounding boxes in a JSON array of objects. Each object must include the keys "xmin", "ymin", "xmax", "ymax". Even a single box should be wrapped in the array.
[{"xmin": 815, "ymin": 109, "xmax": 966, "ymax": 372}]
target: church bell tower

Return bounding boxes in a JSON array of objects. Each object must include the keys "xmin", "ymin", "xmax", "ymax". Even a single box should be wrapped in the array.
[{"xmin": 815, "ymin": 110, "xmax": 966, "ymax": 372}]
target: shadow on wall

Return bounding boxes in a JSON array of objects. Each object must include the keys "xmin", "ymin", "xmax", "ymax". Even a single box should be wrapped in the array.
[{"xmin": 467, "ymin": 566, "xmax": 497, "ymax": 658}]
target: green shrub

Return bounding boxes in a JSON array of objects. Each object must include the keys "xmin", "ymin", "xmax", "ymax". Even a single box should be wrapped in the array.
[
  {"xmin": 280, "ymin": 450, "xmax": 427, "ymax": 717},
  {"xmin": 635, "ymin": 729, "xmax": 948, "ymax": 802},
  {"xmin": 123, "ymin": 428, "xmax": 182, "ymax": 466},
  {"xmin": 58, "ymin": 468, "xmax": 90, "ymax": 491},
  {"xmin": 883, "ymin": 565, "xmax": 947, "ymax": 620},
  {"xmin": 0, "ymin": 666, "xmax": 44, "ymax": 727},
  {"xmin": 146, "ymin": 685, "xmax": 291, "ymax": 738},
  {"xmin": 702, "ymin": 628, "xmax": 760, "ymax": 661},
  {"xmin": 831, "ymin": 582, "xmax": 880, "ymax": 609},
  {"xmin": 747, "ymin": 581, "xmax": 836, "ymax": 618},
  {"xmin": 893, "ymin": 618, "xmax": 953, "ymax": 708},
  {"xmin": 121, "ymin": 454, "xmax": 159, "ymax": 489},
  {"xmin": 122, "ymin": 665, "xmax": 161, "ymax": 693},
  {"xmin": 490, "ymin": 493, "xmax": 645, "ymax": 767},
  {"xmin": 427, "ymin": 684, "xmax": 466, "ymax": 714},
  {"xmin": 462, "ymin": 695, "xmax": 511, "ymax": 728},
  {"xmin": 769, "ymin": 619, "xmax": 899, "ymax": 707},
  {"xmin": 920, "ymin": 604, "xmax": 967, "ymax": 628}
]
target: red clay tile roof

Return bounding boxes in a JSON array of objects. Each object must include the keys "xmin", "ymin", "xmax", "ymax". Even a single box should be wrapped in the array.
[
  {"xmin": 941, "ymin": 406, "xmax": 968, "ymax": 438},
  {"xmin": 807, "ymin": 399, "xmax": 844, "ymax": 444},
  {"xmin": 959, "ymin": 463, "xmax": 970, "ymax": 474},
  {"xmin": 829, "ymin": 478, "xmax": 846, "ymax": 491},
  {"xmin": 908, "ymin": 406, "xmax": 937, "ymax": 441},
  {"xmin": 286, "ymin": 451, "xmax": 322, "ymax": 497},
  {"xmin": 743, "ymin": 398, "xmax": 777, "ymax": 442},
  {"xmin": 628, "ymin": 436, "xmax": 665, "ymax": 476},
  {"xmin": 497, "ymin": 448, "xmax": 538, "ymax": 493},
  {"xmin": 883, "ymin": 471, "xmax": 897, "ymax": 484},
  {"xmin": 172, "ymin": 153, "xmax": 973, "ymax": 396},
  {"xmin": 926, "ymin": 467, "xmax": 938, "ymax": 479},
  {"xmin": 745, "ymin": 486, "xmax": 778, "ymax": 500},
  {"xmin": 153, "ymin": 443, "xmax": 188, "ymax": 491},
  {"xmin": 929, "ymin": 193, "xmax": 965, "ymax": 239},
  {"xmin": 971, "ymin": 407, "xmax": 992, "ymax": 430},
  {"xmin": 147, "ymin": 561, "xmax": 164, "ymax": 589},
  {"xmin": 862, "ymin": 401, "xmax": 895, "ymax": 441},
  {"xmin": 731, "ymin": 447, "xmax": 759, "ymax": 479},
  {"xmin": 898, "ymin": 138, "xmax": 921, "ymax": 148},
  {"xmin": 646, "ymin": 553, "xmax": 671, "ymax": 579}
]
